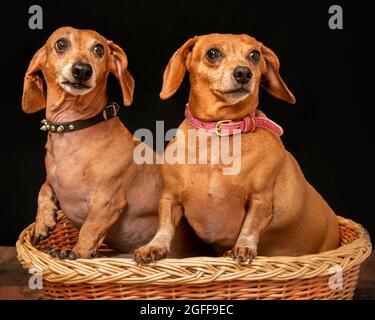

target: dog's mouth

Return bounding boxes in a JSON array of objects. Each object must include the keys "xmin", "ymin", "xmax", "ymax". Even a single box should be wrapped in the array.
[
  {"xmin": 215, "ymin": 87, "xmax": 251, "ymax": 97},
  {"xmin": 60, "ymin": 80, "xmax": 91, "ymax": 90}
]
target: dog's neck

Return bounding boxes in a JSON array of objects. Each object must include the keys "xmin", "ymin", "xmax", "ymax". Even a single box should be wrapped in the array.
[
  {"xmin": 188, "ymin": 88, "xmax": 259, "ymax": 122},
  {"xmin": 45, "ymin": 84, "xmax": 108, "ymax": 123}
]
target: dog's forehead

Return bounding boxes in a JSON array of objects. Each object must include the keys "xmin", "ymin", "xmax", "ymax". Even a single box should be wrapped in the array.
[
  {"xmin": 196, "ymin": 34, "xmax": 260, "ymax": 50},
  {"xmin": 46, "ymin": 27, "xmax": 106, "ymax": 46}
]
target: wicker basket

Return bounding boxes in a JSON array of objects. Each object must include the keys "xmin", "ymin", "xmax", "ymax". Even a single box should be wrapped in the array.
[{"xmin": 16, "ymin": 212, "xmax": 371, "ymax": 300}]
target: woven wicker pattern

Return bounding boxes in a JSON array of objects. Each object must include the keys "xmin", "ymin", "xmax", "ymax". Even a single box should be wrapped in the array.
[{"xmin": 16, "ymin": 213, "xmax": 371, "ymax": 300}]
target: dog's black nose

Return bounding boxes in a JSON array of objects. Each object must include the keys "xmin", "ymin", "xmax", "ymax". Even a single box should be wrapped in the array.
[
  {"xmin": 233, "ymin": 66, "xmax": 252, "ymax": 84},
  {"xmin": 72, "ymin": 62, "xmax": 93, "ymax": 82}
]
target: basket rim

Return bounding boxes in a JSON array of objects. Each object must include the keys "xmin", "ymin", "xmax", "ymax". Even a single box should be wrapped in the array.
[{"xmin": 16, "ymin": 215, "xmax": 372, "ymax": 285}]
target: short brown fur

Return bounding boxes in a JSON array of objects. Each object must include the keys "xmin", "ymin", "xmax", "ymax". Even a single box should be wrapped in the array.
[
  {"xmin": 23, "ymin": 27, "xmax": 208, "ymax": 259},
  {"xmin": 135, "ymin": 34, "xmax": 340, "ymax": 263}
]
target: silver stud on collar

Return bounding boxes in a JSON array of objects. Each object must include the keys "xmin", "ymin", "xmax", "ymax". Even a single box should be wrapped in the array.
[
  {"xmin": 57, "ymin": 125, "xmax": 64, "ymax": 133},
  {"xmin": 40, "ymin": 119, "xmax": 48, "ymax": 131},
  {"xmin": 69, "ymin": 124, "xmax": 75, "ymax": 131},
  {"xmin": 50, "ymin": 125, "xmax": 56, "ymax": 132}
]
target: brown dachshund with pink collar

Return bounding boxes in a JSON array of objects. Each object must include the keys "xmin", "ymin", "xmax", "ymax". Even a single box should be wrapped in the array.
[
  {"xmin": 22, "ymin": 27, "xmax": 208, "ymax": 259},
  {"xmin": 135, "ymin": 33, "xmax": 340, "ymax": 264}
]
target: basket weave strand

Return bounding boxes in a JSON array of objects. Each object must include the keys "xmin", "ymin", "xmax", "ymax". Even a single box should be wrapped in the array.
[{"xmin": 16, "ymin": 213, "xmax": 371, "ymax": 300}]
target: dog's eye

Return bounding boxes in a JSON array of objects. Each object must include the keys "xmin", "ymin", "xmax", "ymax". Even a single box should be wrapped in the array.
[
  {"xmin": 55, "ymin": 38, "xmax": 69, "ymax": 53},
  {"xmin": 206, "ymin": 48, "xmax": 222, "ymax": 62},
  {"xmin": 92, "ymin": 44, "xmax": 104, "ymax": 58},
  {"xmin": 249, "ymin": 50, "xmax": 261, "ymax": 64}
]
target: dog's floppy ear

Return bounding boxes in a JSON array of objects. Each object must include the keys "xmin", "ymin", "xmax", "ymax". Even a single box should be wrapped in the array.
[
  {"xmin": 160, "ymin": 37, "xmax": 198, "ymax": 100},
  {"xmin": 22, "ymin": 46, "xmax": 46, "ymax": 113},
  {"xmin": 260, "ymin": 44, "xmax": 296, "ymax": 104},
  {"xmin": 108, "ymin": 41, "xmax": 135, "ymax": 107}
]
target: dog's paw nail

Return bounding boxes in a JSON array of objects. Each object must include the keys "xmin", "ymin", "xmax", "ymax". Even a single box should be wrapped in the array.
[
  {"xmin": 134, "ymin": 252, "xmax": 144, "ymax": 265},
  {"xmin": 248, "ymin": 254, "xmax": 254, "ymax": 264},
  {"xmin": 154, "ymin": 247, "xmax": 168, "ymax": 262},
  {"xmin": 45, "ymin": 227, "xmax": 52, "ymax": 236},
  {"xmin": 141, "ymin": 257, "xmax": 151, "ymax": 264},
  {"xmin": 133, "ymin": 253, "xmax": 139, "ymax": 264},
  {"xmin": 223, "ymin": 250, "xmax": 233, "ymax": 258},
  {"xmin": 155, "ymin": 252, "xmax": 165, "ymax": 260},
  {"xmin": 33, "ymin": 235, "xmax": 41, "ymax": 245},
  {"xmin": 49, "ymin": 248, "xmax": 60, "ymax": 258},
  {"xmin": 59, "ymin": 251, "xmax": 66, "ymax": 259},
  {"xmin": 66, "ymin": 250, "xmax": 77, "ymax": 260}
]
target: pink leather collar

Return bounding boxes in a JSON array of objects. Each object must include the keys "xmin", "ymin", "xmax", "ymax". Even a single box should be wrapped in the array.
[{"xmin": 185, "ymin": 105, "xmax": 283, "ymax": 136}]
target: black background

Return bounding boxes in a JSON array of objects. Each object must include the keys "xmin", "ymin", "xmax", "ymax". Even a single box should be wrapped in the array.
[{"xmin": 0, "ymin": 0, "xmax": 372, "ymax": 245}]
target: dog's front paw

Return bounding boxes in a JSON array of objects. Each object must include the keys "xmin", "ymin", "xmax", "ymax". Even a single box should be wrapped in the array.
[
  {"xmin": 134, "ymin": 245, "xmax": 169, "ymax": 265},
  {"xmin": 46, "ymin": 247, "xmax": 98, "ymax": 260},
  {"xmin": 33, "ymin": 209, "xmax": 58, "ymax": 245},
  {"xmin": 45, "ymin": 247, "xmax": 78, "ymax": 260},
  {"xmin": 224, "ymin": 246, "xmax": 257, "ymax": 264}
]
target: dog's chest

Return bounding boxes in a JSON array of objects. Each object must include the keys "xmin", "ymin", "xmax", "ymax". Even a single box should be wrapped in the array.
[
  {"xmin": 179, "ymin": 166, "xmax": 249, "ymax": 247},
  {"xmin": 167, "ymin": 125, "xmax": 269, "ymax": 247},
  {"xmin": 47, "ymin": 140, "xmax": 88, "ymax": 185},
  {"xmin": 45, "ymin": 138, "xmax": 93, "ymax": 223}
]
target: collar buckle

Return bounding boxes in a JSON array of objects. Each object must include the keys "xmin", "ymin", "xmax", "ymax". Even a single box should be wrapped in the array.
[
  {"xmin": 103, "ymin": 103, "xmax": 119, "ymax": 120},
  {"xmin": 214, "ymin": 119, "xmax": 232, "ymax": 136}
]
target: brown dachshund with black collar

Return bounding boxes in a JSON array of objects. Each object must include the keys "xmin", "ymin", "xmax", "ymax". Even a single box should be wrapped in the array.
[
  {"xmin": 22, "ymin": 26, "xmax": 208, "ymax": 259},
  {"xmin": 135, "ymin": 33, "xmax": 340, "ymax": 264}
]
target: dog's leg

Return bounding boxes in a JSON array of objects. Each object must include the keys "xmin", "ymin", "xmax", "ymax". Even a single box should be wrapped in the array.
[
  {"xmin": 225, "ymin": 191, "xmax": 273, "ymax": 263},
  {"xmin": 134, "ymin": 197, "xmax": 183, "ymax": 264},
  {"xmin": 33, "ymin": 181, "xmax": 59, "ymax": 245},
  {"xmin": 54, "ymin": 192, "xmax": 126, "ymax": 259}
]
